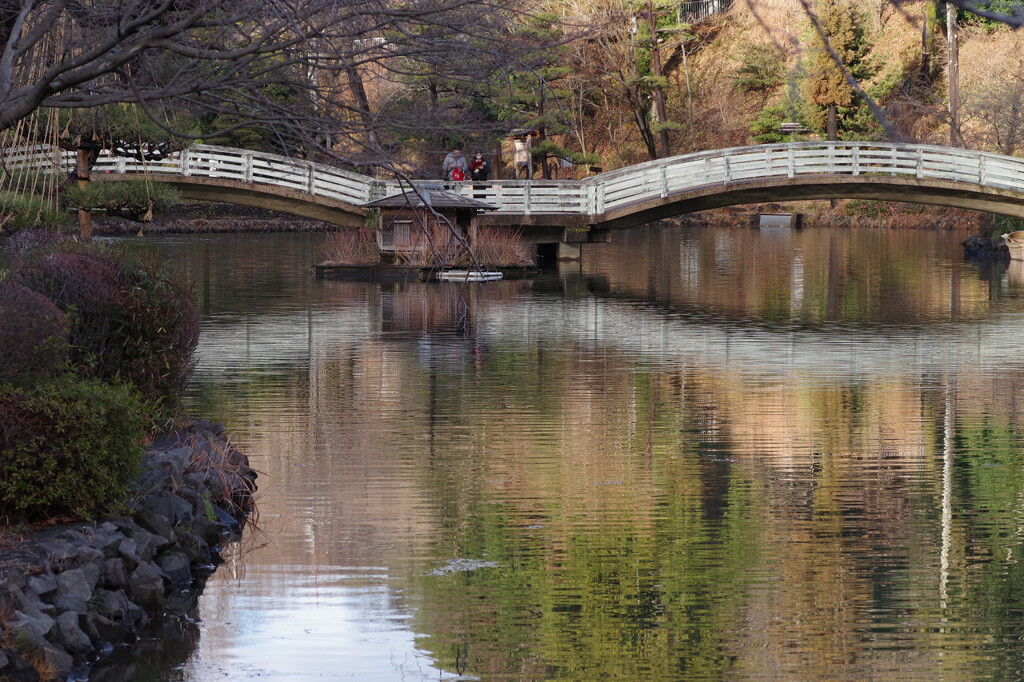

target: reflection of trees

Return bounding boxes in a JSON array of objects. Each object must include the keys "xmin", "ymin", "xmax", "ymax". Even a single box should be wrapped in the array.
[{"xmin": 584, "ymin": 226, "xmax": 993, "ymax": 326}]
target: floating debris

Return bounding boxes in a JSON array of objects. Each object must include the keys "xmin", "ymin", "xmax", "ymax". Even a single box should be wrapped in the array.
[{"xmin": 429, "ymin": 559, "xmax": 500, "ymax": 575}]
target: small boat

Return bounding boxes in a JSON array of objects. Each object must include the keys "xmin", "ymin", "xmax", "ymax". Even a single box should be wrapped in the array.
[
  {"xmin": 437, "ymin": 269, "xmax": 503, "ymax": 282},
  {"xmin": 1003, "ymin": 231, "xmax": 1024, "ymax": 261}
]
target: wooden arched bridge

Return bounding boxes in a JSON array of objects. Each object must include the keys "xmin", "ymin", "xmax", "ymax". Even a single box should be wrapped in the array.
[{"xmin": 5, "ymin": 142, "xmax": 1024, "ymax": 240}]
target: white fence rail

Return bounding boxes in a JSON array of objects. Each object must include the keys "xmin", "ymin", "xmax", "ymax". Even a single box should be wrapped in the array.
[
  {"xmin": 5, "ymin": 142, "xmax": 1024, "ymax": 220},
  {"xmin": 678, "ymin": 0, "xmax": 732, "ymax": 23},
  {"xmin": 587, "ymin": 142, "xmax": 1024, "ymax": 215}
]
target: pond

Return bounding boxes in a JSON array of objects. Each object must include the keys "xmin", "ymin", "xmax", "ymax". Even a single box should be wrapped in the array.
[{"xmin": 107, "ymin": 225, "xmax": 1024, "ymax": 680}]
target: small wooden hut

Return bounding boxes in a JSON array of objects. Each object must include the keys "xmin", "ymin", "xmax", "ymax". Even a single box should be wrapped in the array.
[{"xmin": 363, "ymin": 189, "xmax": 496, "ymax": 256}]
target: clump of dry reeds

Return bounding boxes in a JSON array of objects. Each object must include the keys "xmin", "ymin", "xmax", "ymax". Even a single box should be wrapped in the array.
[
  {"xmin": 319, "ymin": 228, "xmax": 381, "ymax": 265},
  {"xmin": 396, "ymin": 225, "xmax": 533, "ymax": 268},
  {"xmin": 473, "ymin": 228, "xmax": 533, "ymax": 266}
]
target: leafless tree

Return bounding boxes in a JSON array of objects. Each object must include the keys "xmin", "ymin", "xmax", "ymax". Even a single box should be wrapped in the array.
[{"xmin": 0, "ymin": 0, "xmax": 557, "ymax": 172}]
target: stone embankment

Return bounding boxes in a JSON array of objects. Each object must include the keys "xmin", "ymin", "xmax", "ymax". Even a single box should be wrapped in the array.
[
  {"xmin": 962, "ymin": 234, "xmax": 1010, "ymax": 260},
  {"xmin": 0, "ymin": 419, "xmax": 257, "ymax": 681}
]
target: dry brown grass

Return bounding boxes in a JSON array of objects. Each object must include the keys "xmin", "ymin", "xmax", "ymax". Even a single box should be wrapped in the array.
[
  {"xmin": 474, "ymin": 228, "xmax": 534, "ymax": 267},
  {"xmin": 0, "ymin": 609, "xmax": 59, "ymax": 682},
  {"xmin": 319, "ymin": 228, "xmax": 381, "ymax": 265},
  {"xmin": 395, "ymin": 224, "xmax": 533, "ymax": 268}
]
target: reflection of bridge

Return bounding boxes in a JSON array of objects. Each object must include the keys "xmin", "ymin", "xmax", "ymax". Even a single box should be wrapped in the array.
[{"xmin": 7, "ymin": 141, "xmax": 1024, "ymax": 238}]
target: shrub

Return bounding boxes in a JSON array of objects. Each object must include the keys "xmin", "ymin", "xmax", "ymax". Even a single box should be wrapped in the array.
[
  {"xmin": 319, "ymin": 228, "xmax": 381, "ymax": 264},
  {"xmin": 0, "ymin": 282, "xmax": 70, "ymax": 386},
  {"xmin": 0, "ymin": 377, "xmax": 148, "ymax": 521},
  {"xmin": 63, "ymin": 180, "xmax": 178, "ymax": 221},
  {"xmin": 994, "ymin": 213, "xmax": 1024, "ymax": 239},
  {"xmin": 18, "ymin": 244, "xmax": 200, "ymax": 422}
]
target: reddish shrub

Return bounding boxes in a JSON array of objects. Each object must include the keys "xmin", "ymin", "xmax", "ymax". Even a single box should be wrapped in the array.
[
  {"xmin": 0, "ymin": 281, "xmax": 70, "ymax": 385},
  {"xmin": 18, "ymin": 245, "xmax": 200, "ymax": 422}
]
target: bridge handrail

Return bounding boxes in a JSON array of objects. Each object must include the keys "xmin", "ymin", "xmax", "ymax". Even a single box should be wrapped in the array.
[
  {"xmin": 94, "ymin": 144, "xmax": 374, "ymax": 206},
  {"xmin": 586, "ymin": 141, "xmax": 1024, "ymax": 214}
]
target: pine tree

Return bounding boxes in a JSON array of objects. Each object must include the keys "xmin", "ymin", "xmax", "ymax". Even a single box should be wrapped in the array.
[
  {"xmin": 803, "ymin": 0, "xmax": 876, "ymax": 140},
  {"xmin": 497, "ymin": 13, "xmax": 576, "ymax": 178}
]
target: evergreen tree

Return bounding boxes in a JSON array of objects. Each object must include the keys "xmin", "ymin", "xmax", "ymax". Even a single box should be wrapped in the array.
[
  {"xmin": 497, "ymin": 13, "xmax": 577, "ymax": 178},
  {"xmin": 802, "ymin": 0, "xmax": 876, "ymax": 140}
]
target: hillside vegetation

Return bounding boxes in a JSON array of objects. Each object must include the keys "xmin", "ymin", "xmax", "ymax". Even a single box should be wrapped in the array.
[{"xmin": 566, "ymin": 0, "xmax": 1023, "ymax": 172}]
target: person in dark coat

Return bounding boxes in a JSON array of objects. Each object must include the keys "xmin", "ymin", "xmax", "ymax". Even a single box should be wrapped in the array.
[{"xmin": 470, "ymin": 152, "xmax": 490, "ymax": 181}]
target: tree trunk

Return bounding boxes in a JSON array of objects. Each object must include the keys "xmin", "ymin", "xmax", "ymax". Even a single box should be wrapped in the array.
[
  {"xmin": 428, "ymin": 81, "xmax": 442, "ymax": 170},
  {"xmin": 922, "ymin": 1, "xmax": 938, "ymax": 77},
  {"xmin": 827, "ymin": 103, "xmax": 838, "ymax": 141},
  {"xmin": 682, "ymin": 44, "xmax": 694, "ymax": 146},
  {"xmin": 947, "ymin": 2, "xmax": 961, "ymax": 146},
  {"xmin": 539, "ymin": 83, "xmax": 551, "ymax": 180},
  {"xmin": 647, "ymin": 0, "xmax": 670, "ymax": 158},
  {"xmin": 344, "ymin": 61, "xmax": 379, "ymax": 155},
  {"xmin": 76, "ymin": 147, "xmax": 93, "ymax": 239}
]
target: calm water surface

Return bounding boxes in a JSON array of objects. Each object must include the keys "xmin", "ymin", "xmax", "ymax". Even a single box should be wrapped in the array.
[{"xmin": 116, "ymin": 226, "xmax": 1024, "ymax": 680}]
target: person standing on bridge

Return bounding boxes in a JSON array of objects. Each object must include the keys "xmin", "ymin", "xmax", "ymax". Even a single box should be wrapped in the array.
[
  {"xmin": 470, "ymin": 152, "xmax": 491, "ymax": 199},
  {"xmin": 470, "ymin": 152, "xmax": 490, "ymax": 182},
  {"xmin": 442, "ymin": 148, "xmax": 468, "ymax": 183}
]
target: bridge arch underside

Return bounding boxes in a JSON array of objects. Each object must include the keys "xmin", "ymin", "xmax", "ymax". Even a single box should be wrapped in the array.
[
  {"xmin": 594, "ymin": 175, "xmax": 1024, "ymax": 231},
  {"xmin": 95, "ymin": 174, "xmax": 367, "ymax": 228}
]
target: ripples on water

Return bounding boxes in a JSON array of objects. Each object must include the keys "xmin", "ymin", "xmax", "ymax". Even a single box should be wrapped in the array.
[{"xmin": 111, "ymin": 227, "xmax": 1024, "ymax": 681}]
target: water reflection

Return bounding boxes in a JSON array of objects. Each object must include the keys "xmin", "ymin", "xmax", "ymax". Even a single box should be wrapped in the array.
[{"xmin": 128, "ymin": 227, "xmax": 1024, "ymax": 680}]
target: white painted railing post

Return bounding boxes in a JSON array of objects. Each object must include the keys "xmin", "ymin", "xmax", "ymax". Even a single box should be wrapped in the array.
[
  {"xmin": 524, "ymin": 182, "xmax": 531, "ymax": 216},
  {"xmin": 723, "ymin": 155, "xmax": 731, "ymax": 186},
  {"xmin": 117, "ymin": 157, "xmax": 126, "ymax": 174},
  {"xmin": 307, "ymin": 165, "xmax": 315, "ymax": 194},
  {"xmin": 787, "ymin": 147, "xmax": 795, "ymax": 179},
  {"xmin": 180, "ymin": 149, "xmax": 191, "ymax": 177},
  {"xmin": 597, "ymin": 183, "xmax": 605, "ymax": 214},
  {"xmin": 979, "ymin": 155, "xmax": 987, "ymax": 186},
  {"xmin": 244, "ymin": 153, "xmax": 254, "ymax": 183},
  {"xmin": 660, "ymin": 166, "xmax": 669, "ymax": 198},
  {"xmin": 916, "ymin": 149, "xmax": 924, "ymax": 179},
  {"xmin": 852, "ymin": 145, "xmax": 860, "ymax": 176}
]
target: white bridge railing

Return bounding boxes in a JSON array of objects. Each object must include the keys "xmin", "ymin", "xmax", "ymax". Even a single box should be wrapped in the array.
[{"xmin": 5, "ymin": 142, "xmax": 1024, "ymax": 219}]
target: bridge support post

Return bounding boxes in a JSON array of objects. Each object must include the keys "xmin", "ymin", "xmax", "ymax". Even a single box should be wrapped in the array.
[{"xmin": 557, "ymin": 242, "xmax": 581, "ymax": 261}]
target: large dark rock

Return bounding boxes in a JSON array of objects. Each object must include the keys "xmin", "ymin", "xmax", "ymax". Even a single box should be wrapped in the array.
[
  {"xmin": 132, "ymin": 509, "xmax": 176, "ymax": 546},
  {"xmin": 53, "ymin": 611, "xmax": 92, "ymax": 655},
  {"xmin": 127, "ymin": 563, "xmax": 164, "ymax": 611},
  {"xmin": 52, "ymin": 569, "xmax": 92, "ymax": 614},
  {"xmin": 99, "ymin": 558, "xmax": 128, "ymax": 590},
  {"xmin": 157, "ymin": 551, "xmax": 193, "ymax": 586},
  {"xmin": 0, "ymin": 649, "xmax": 40, "ymax": 682}
]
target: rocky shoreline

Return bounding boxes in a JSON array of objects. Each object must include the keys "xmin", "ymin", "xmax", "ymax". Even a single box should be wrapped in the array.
[
  {"xmin": 962, "ymin": 233, "xmax": 1011, "ymax": 260},
  {"xmin": 91, "ymin": 202, "xmax": 339, "ymax": 236},
  {"xmin": 0, "ymin": 419, "xmax": 257, "ymax": 681}
]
